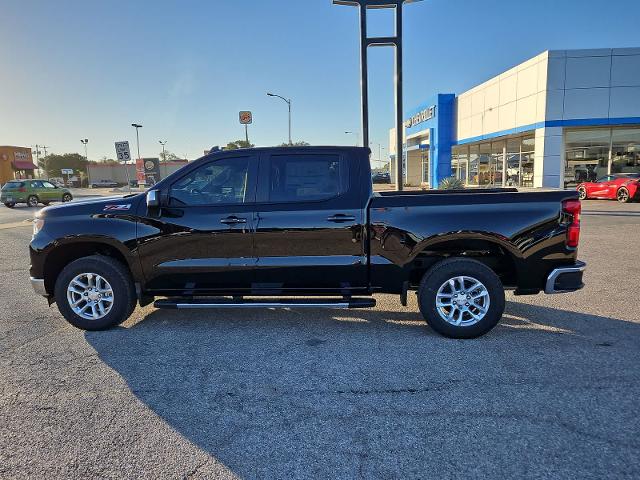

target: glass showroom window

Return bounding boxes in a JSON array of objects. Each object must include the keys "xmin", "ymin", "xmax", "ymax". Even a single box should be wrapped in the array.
[
  {"xmin": 506, "ymin": 138, "xmax": 521, "ymax": 186},
  {"xmin": 521, "ymin": 137, "xmax": 535, "ymax": 187},
  {"xmin": 564, "ymin": 129, "xmax": 610, "ymax": 187},
  {"xmin": 468, "ymin": 145, "xmax": 480, "ymax": 186},
  {"xmin": 478, "ymin": 143, "xmax": 492, "ymax": 186},
  {"xmin": 611, "ymin": 128, "xmax": 640, "ymax": 175},
  {"xmin": 451, "ymin": 146, "xmax": 469, "ymax": 183}
]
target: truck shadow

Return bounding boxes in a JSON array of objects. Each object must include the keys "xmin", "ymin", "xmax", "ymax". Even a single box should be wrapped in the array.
[{"xmin": 84, "ymin": 301, "xmax": 635, "ymax": 478}]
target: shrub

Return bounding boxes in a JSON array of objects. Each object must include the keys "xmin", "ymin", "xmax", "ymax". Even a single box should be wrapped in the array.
[{"xmin": 438, "ymin": 176, "xmax": 465, "ymax": 190}]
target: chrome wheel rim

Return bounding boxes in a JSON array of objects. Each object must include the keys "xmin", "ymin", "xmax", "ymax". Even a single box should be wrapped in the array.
[
  {"xmin": 63, "ymin": 194, "xmax": 71, "ymax": 202},
  {"xmin": 67, "ymin": 273, "xmax": 114, "ymax": 320},
  {"xmin": 578, "ymin": 188, "xmax": 586, "ymax": 199},
  {"xmin": 618, "ymin": 189, "xmax": 628, "ymax": 202},
  {"xmin": 435, "ymin": 275, "xmax": 490, "ymax": 327},
  {"xmin": 28, "ymin": 197, "xmax": 38, "ymax": 207}
]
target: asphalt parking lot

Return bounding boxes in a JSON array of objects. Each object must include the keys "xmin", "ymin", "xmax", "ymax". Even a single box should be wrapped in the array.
[{"xmin": 1, "ymin": 198, "xmax": 639, "ymax": 479}]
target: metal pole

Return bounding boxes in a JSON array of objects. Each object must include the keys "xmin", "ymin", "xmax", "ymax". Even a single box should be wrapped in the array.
[
  {"xmin": 360, "ymin": 4, "xmax": 369, "ymax": 149},
  {"xmin": 135, "ymin": 129, "xmax": 141, "ymax": 161},
  {"xmin": 394, "ymin": 3, "xmax": 404, "ymax": 191},
  {"xmin": 159, "ymin": 140, "xmax": 168, "ymax": 179},
  {"xmin": 245, "ymin": 124, "xmax": 249, "ymax": 144},
  {"xmin": 287, "ymin": 100, "xmax": 292, "ymax": 145}
]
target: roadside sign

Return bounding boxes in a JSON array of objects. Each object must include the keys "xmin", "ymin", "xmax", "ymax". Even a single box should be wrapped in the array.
[
  {"xmin": 61, "ymin": 168, "xmax": 73, "ymax": 175},
  {"xmin": 239, "ymin": 111, "xmax": 253, "ymax": 125},
  {"xmin": 114, "ymin": 141, "xmax": 132, "ymax": 163}
]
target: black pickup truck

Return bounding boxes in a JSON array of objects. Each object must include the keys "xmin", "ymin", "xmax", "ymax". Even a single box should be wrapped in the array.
[{"xmin": 29, "ymin": 146, "xmax": 585, "ymax": 338}]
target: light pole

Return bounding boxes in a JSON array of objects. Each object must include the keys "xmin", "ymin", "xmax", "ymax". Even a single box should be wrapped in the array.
[
  {"xmin": 267, "ymin": 92, "xmax": 291, "ymax": 145},
  {"xmin": 80, "ymin": 139, "xmax": 90, "ymax": 187},
  {"xmin": 159, "ymin": 140, "xmax": 167, "ymax": 178},
  {"xmin": 345, "ymin": 131, "xmax": 359, "ymax": 146},
  {"xmin": 131, "ymin": 123, "xmax": 143, "ymax": 160},
  {"xmin": 332, "ymin": 0, "xmax": 423, "ymax": 191}
]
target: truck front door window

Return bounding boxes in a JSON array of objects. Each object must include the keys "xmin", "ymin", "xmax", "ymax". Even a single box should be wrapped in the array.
[{"xmin": 169, "ymin": 158, "xmax": 249, "ymax": 206}]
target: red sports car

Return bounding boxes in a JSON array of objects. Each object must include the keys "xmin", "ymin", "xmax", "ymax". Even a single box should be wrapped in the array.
[{"xmin": 577, "ymin": 173, "xmax": 640, "ymax": 203}]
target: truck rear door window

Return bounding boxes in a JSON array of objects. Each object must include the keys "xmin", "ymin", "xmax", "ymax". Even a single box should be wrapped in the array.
[{"xmin": 268, "ymin": 154, "xmax": 347, "ymax": 202}]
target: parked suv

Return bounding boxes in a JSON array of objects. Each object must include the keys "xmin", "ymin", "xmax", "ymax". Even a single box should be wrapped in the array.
[{"xmin": 1, "ymin": 179, "xmax": 73, "ymax": 208}]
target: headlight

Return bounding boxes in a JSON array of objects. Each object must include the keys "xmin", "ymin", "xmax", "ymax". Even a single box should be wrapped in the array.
[{"xmin": 33, "ymin": 218, "xmax": 44, "ymax": 236}]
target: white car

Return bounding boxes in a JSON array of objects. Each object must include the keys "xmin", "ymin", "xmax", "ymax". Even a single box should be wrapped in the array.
[{"xmin": 91, "ymin": 180, "xmax": 119, "ymax": 188}]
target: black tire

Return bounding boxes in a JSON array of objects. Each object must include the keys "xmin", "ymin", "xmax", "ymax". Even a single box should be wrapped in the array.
[
  {"xmin": 418, "ymin": 258, "xmax": 505, "ymax": 339},
  {"xmin": 577, "ymin": 186, "xmax": 587, "ymax": 200},
  {"xmin": 27, "ymin": 195, "xmax": 39, "ymax": 207},
  {"xmin": 62, "ymin": 193, "xmax": 73, "ymax": 202},
  {"xmin": 54, "ymin": 255, "xmax": 137, "ymax": 331},
  {"xmin": 4, "ymin": 202, "xmax": 15, "ymax": 208},
  {"xmin": 617, "ymin": 187, "xmax": 631, "ymax": 203}
]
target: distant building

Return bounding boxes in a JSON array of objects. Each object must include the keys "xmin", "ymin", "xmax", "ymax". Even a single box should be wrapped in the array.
[
  {"xmin": 0, "ymin": 146, "xmax": 38, "ymax": 184},
  {"xmin": 391, "ymin": 47, "xmax": 640, "ymax": 188},
  {"xmin": 88, "ymin": 159, "xmax": 189, "ymax": 186}
]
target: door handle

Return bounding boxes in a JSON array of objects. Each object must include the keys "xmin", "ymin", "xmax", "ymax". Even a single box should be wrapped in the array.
[
  {"xmin": 220, "ymin": 216, "xmax": 247, "ymax": 224},
  {"xmin": 327, "ymin": 214, "xmax": 356, "ymax": 223}
]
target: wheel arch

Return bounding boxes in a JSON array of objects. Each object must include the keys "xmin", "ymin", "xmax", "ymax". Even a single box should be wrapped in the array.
[
  {"xmin": 408, "ymin": 234, "xmax": 521, "ymax": 289},
  {"xmin": 43, "ymin": 240, "xmax": 139, "ymax": 295}
]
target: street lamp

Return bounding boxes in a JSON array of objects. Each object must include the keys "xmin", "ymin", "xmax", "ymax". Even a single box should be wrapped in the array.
[
  {"xmin": 332, "ymin": 0, "xmax": 423, "ymax": 190},
  {"xmin": 267, "ymin": 92, "xmax": 292, "ymax": 145},
  {"xmin": 159, "ymin": 140, "xmax": 167, "ymax": 178},
  {"xmin": 131, "ymin": 124, "xmax": 143, "ymax": 161},
  {"xmin": 80, "ymin": 138, "xmax": 90, "ymax": 187}
]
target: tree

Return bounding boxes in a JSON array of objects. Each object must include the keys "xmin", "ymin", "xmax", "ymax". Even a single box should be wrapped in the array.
[
  {"xmin": 279, "ymin": 140, "xmax": 310, "ymax": 147},
  {"xmin": 40, "ymin": 153, "xmax": 88, "ymax": 178},
  {"xmin": 158, "ymin": 149, "xmax": 180, "ymax": 162},
  {"xmin": 225, "ymin": 140, "xmax": 254, "ymax": 150}
]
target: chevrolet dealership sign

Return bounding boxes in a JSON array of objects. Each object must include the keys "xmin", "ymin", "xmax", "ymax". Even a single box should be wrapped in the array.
[{"xmin": 404, "ymin": 105, "xmax": 436, "ymax": 128}]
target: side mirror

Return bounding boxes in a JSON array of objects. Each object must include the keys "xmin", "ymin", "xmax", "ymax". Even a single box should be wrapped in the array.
[{"xmin": 146, "ymin": 189, "xmax": 160, "ymax": 208}]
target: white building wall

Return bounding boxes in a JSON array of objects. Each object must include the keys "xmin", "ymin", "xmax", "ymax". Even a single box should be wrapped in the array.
[
  {"xmin": 534, "ymin": 127, "xmax": 563, "ymax": 188},
  {"xmin": 455, "ymin": 51, "xmax": 549, "ymax": 142},
  {"xmin": 454, "ymin": 47, "xmax": 640, "ymax": 188}
]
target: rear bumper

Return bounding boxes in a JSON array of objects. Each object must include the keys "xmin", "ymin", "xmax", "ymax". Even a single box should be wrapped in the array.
[
  {"xmin": 544, "ymin": 261, "xmax": 586, "ymax": 294},
  {"xmin": 30, "ymin": 277, "xmax": 48, "ymax": 297}
]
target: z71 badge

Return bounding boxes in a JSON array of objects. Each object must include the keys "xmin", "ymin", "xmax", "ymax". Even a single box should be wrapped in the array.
[{"xmin": 103, "ymin": 204, "xmax": 131, "ymax": 211}]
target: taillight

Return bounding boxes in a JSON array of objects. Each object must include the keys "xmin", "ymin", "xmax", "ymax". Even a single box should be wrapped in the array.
[{"xmin": 563, "ymin": 199, "xmax": 581, "ymax": 248}]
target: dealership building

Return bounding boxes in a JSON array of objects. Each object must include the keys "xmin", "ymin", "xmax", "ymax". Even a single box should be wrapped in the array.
[{"xmin": 389, "ymin": 47, "xmax": 640, "ymax": 188}]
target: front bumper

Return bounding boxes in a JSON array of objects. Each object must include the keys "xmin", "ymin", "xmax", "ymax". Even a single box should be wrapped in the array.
[
  {"xmin": 30, "ymin": 277, "xmax": 48, "ymax": 297},
  {"xmin": 544, "ymin": 261, "xmax": 586, "ymax": 294}
]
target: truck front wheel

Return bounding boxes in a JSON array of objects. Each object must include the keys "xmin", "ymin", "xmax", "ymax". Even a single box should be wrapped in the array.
[
  {"xmin": 54, "ymin": 255, "xmax": 136, "ymax": 331},
  {"xmin": 418, "ymin": 258, "xmax": 505, "ymax": 339}
]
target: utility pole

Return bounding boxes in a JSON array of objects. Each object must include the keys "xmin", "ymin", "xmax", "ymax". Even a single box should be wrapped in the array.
[
  {"xmin": 159, "ymin": 140, "xmax": 167, "ymax": 178},
  {"xmin": 41, "ymin": 146, "xmax": 49, "ymax": 178},
  {"xmin": 80, "ymin": 139, "xmax": 90, "ymax": 187}
]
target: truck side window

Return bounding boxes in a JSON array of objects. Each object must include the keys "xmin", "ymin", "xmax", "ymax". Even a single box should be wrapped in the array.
[
  {"xmin": 268, "ymin": 154, "xmax": 347, "ymax": 202},
  {"xmin": 169, "ymin": 157, "xmax": 249, "ymax": 206}
]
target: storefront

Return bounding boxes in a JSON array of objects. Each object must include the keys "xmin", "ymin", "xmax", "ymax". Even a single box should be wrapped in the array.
[
  {"xmin": 0, "ymin": 146, "xmax": 38, "ymax": 184},
  {"xmin": 390, "ymin": 47, "xmax": 640, "ymax": 188}
]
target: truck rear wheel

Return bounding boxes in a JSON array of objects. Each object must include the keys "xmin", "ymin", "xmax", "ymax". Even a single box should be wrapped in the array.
[
  {"xmin": 418, "ymin": 258, "xmax": 505, "ymax": 339},
  {"xmin": 54, "ymin": 255, "xmax": 136, "ymax": 331}
]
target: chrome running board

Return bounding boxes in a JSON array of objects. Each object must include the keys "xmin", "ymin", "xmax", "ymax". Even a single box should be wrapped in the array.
[{"xmin": 154, "ymin": 297, "xmax": 376, "ymax": 309}]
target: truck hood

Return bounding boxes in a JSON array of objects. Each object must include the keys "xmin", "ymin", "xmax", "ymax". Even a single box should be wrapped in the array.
[{"xmin": 37, "ymin": 194, "xmax": 143, "ymax": 217}]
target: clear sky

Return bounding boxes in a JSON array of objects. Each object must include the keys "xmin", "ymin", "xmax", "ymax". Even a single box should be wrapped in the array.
[{"xmin": 2, "ymin": 0, "xmax": 639, "ymax": 162}]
